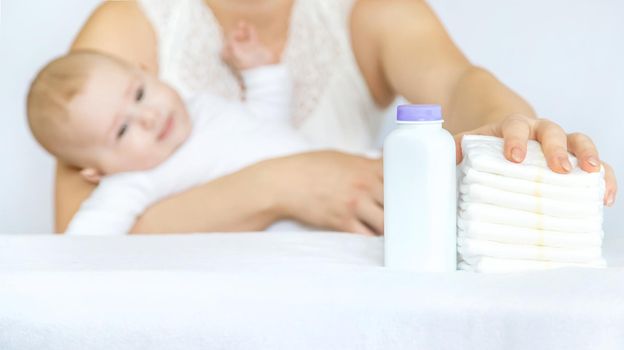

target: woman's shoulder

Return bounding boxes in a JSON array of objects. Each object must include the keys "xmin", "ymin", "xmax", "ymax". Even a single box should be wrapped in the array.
[
  {"xmin": 71, "ymin": 1, "xmax": 158, "ymax": 73},
  {"xmin": 90, "ymin": 0, "xmax": 182, "ymax": 22},
  {"xmin": 80, "ymin": 1, "xmax": 149, "ymax": 33}
]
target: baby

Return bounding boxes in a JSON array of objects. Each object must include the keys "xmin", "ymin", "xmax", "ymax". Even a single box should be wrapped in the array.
[{"xmin": 27, "ymin": 22, "xmax": 312, "ymax": 234}]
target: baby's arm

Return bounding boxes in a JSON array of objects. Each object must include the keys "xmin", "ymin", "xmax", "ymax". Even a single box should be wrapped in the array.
[
  {"xmin": 222, "ymin": 21, "xmax": 291, "ymax": 122},
  {"xmin": 241, "ymin": 65, "xmax": 292, "ymax": 122},
  {"xmin": 65, "ymin": 172, "xmax": 155, "ymax": 235},
  {"xmin": 65, "ymin": 138, "xmax": 211, "ymax": 235}
]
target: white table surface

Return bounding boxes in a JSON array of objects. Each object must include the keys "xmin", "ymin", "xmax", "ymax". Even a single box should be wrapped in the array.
[{"xmin": 1, "ymin": 232, "xmax": 623, "ymax": 350}]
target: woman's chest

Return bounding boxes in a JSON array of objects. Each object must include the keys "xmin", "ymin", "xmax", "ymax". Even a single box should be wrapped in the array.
[{"xmin": 141, "ymin": 0, "xmax": 382, "ymax": 150}]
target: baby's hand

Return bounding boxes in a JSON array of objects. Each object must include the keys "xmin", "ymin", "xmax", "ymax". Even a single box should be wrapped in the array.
[{"xmin": 222, "ymin": 21, "xmax": 276, "ymax": 71}]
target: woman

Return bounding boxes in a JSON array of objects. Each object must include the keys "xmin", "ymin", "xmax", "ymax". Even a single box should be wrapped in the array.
[{"xmin": 56, "ymin": 0, "xmax": 616, "ymax": 234}]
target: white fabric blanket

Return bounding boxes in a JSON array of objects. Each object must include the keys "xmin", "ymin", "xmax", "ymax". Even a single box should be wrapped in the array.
[{"xmin": 1, "ymin": 232, "xmax": 624, "ymax": 350}]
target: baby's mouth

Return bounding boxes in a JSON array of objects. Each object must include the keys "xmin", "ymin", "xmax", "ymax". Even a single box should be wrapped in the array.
[{"xmin": 157, "ymin": 113, "xmax": 175, "ymax": 141}]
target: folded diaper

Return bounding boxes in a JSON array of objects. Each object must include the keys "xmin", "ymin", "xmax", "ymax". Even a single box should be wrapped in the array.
[
  {"xmin": 458, "ymin": 257, "xmax": 607, "ymax": 273},
  {"xmin": 459, "ymin": 203, "xmax": 603, "ymax": 233},
  {"xmin": 458, "ymin": 220, "xmax": 603, "ymax": 248},
  {"xmin": 462, "ymin": 136, "xmax": 605, "ymax": 187},
  {"xmin": 458, "ymin": 237, "xmax": 603, "ymax": 263},
  {"xmin": 460, "ymin": 183, "xmax": 602, "ymax": 218},
  {"xmin": 461, "ymin": 167, "xmax": 604, "ymax": 202}
]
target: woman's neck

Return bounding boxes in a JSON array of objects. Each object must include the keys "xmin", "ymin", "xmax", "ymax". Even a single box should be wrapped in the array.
[{"xmin": 204, "ymin": 0, "xmax": 294, "ymax": 51}]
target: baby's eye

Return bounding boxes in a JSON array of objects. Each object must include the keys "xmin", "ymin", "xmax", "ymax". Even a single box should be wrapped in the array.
[
  {"xmin": 135, "ymin": 86, "xmax": 144, "ymax": 102},
  {"xmin": 117, "ymin": 123, "xmax": 129, "ymax": 139}
]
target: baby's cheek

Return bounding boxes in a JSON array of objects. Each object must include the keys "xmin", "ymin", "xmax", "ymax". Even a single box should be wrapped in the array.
[
  {"xmin": 126, "ymin": 143, "xmax": 160, "ymax": 170},
  {"xmin": 148, "ymin": 146, "xmax": 173, "ymax": 169},
  {"xmin": 141, "ymin": 149, "xmax": 165, "ymax": 167}
]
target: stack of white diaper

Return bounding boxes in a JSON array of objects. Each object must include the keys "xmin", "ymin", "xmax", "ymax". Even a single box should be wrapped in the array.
[{"xmin": 458, "ymin": 135, "xmax": 607, "ymax": 273}]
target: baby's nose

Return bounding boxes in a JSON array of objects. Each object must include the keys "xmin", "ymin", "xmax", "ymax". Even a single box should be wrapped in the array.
[{"xmin": 138, "ymin": 108, "xmax": 159, "ymax": 129}]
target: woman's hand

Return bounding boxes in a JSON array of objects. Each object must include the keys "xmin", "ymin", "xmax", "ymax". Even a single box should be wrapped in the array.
[
  {"xmin": 454, "ymin": 114, "xmax": 617, "ymax": 207},
  {"xmin": 259, "ymin": 151, "xmax": 384, "ymax": 236}
]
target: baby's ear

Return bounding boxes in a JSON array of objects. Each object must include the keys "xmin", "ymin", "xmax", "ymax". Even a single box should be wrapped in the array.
[{"xmin": 80, "ymin": 168, "xmax": 103, "ymax": 184}]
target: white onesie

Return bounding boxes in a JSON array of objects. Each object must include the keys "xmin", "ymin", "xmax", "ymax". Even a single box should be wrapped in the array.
[{"xmin": 66, "ymin": 65, "xmax": 311, "ymax": 235}]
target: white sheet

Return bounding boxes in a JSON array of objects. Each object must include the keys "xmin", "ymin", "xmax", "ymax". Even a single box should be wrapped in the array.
[{"xmin": 1, "ymin": 232, "xmax": 624, "ymax": 350}]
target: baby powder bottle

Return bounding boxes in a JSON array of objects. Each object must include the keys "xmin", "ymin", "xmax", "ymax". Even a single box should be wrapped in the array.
[{"xmin": 383, "ymin": 104, "xmax": 457, "ymax": 271}]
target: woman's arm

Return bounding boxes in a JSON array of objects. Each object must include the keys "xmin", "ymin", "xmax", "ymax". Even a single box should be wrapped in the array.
[
  {"xmin": 132, "ymin": 160, "xmax": 281, "ymax": 233},
  {"xmin": 351, "ymin": 0, "xmax": 535, "ymax": 133},
  {"xmin": 135, "ymin": 151, "xmax": 383, "ymax": 234},
  {"xmin": 57, "ymin": 149, "xmax": 383, "ymax": 234},
  {"xmin": 56, "ymin": 157, "xmax": 282, "ymax": 233},
  {"xmin": 351, "ymin": 0, "xmax": 616, "ymax": 205}
]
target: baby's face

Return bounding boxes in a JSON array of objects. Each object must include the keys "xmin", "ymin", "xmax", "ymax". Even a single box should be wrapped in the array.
[{"xmin": 67, "ymin": 61, "xmax": 192, "ymax": 175}]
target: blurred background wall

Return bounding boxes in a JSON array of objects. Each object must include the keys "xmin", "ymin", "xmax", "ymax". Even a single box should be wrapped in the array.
[{"xmin": 1, "ymin": 0, "xmax": 622, "ymax": 234}]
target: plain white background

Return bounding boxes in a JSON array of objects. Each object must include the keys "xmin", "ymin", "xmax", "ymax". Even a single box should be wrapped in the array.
[{"xmin": 1, "ymin": 0, "xmax": 622, "ymax": 234}]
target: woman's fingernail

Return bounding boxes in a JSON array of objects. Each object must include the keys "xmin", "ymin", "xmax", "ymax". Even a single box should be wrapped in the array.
[
  {"xmin": 587, "ymin": 157, "xmax": 600, "ymax": 167},
  {"xmin": 511, "ymin": 148, "xmax": 523, "ymax": 162},
  {"xmin": 560, "ymin": 157, "xmax": 572, "ymax": 172}
]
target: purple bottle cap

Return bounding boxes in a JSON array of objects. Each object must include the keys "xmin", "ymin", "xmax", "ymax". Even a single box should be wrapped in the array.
[{"xmin": 397, "ymin": 104, "xmax": 442, "ymax": 122}]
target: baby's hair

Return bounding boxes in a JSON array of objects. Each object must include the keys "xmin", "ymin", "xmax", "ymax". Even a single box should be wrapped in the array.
[{"xmin": 26, "ymin": 50, "xmax": 129, "ymax": 167}]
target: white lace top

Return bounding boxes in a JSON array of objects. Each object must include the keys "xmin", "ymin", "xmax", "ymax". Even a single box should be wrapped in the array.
[{"xmin": 138, "ymin": 0, "xmax": 385, "ymax": 153}]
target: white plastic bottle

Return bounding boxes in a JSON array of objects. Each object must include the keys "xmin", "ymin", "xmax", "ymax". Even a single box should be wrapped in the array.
[{"xmin": 383, "ymin": 104, "xmax": 457, "ymax": 271}]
